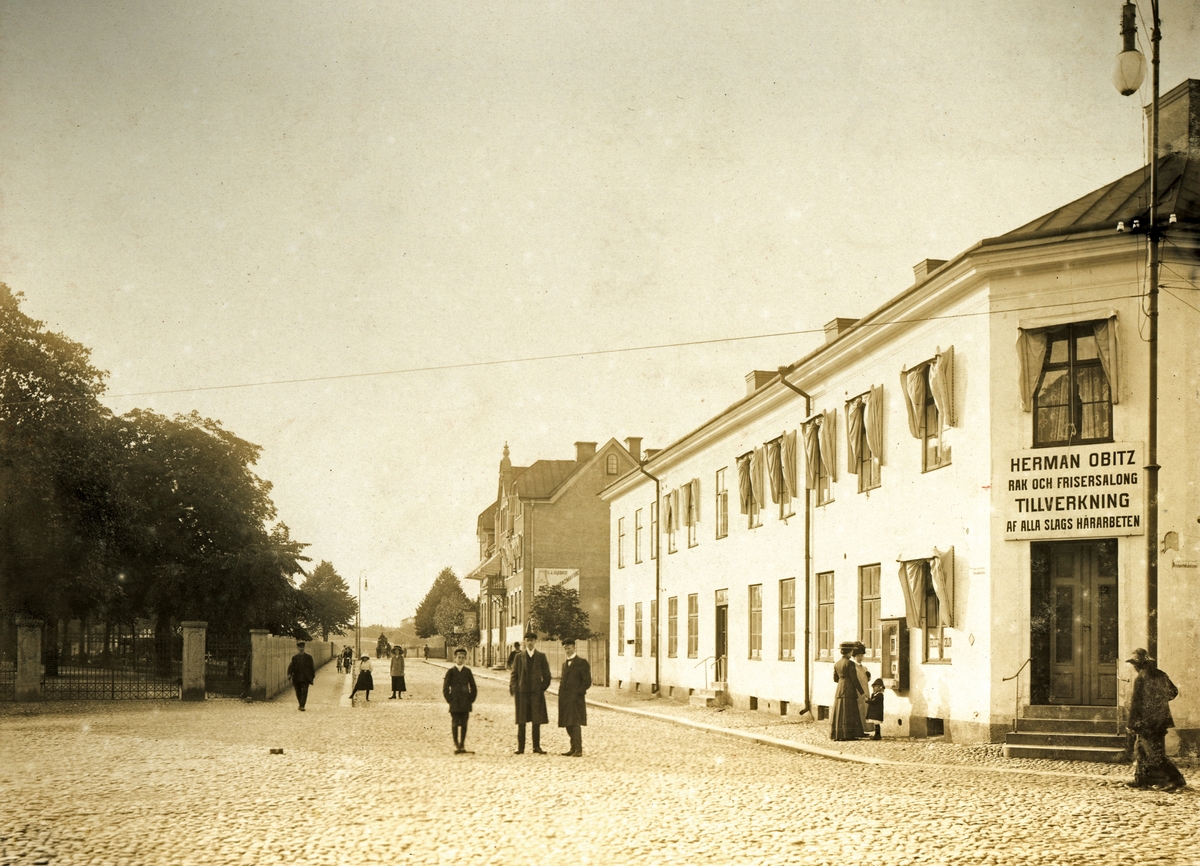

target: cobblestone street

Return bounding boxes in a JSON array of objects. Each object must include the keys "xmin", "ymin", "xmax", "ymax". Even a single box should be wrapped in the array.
[{"xmin": 2, "ymin": 660, "xmax": 1196, "ymax": 866}]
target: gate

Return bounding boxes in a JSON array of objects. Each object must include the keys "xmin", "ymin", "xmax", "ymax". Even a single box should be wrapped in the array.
[
  {"xmin": 41, "ymin": 620, "xmax": 181, "ymax": 700},
  {"xmin": 205, "ymin": 632, "xmax": 251, "ymax": 698}
]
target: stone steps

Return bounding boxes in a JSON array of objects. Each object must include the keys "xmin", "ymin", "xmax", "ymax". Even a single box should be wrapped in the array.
[{"xmin": 1003, "ymin": 704, "xmax": 1128, "ymax": 763}]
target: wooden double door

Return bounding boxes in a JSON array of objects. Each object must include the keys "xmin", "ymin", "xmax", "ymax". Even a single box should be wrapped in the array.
[{"xmin": 1031, "ymin": 540, "xmax": 1119, "ymax": 706}]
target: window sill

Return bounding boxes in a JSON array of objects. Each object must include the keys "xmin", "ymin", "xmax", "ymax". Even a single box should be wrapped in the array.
[{"xmin": 922, "ymin": 659, "xmax": 953, "ymax": 665}]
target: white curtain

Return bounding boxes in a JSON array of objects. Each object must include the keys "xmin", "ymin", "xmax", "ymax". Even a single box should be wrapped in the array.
[
  {"xmin": 766, "ymin": 438, "xmax": 783, "ymax": 503},
  {"xmin": 688, "ymin": 478, "xmax": 700, "ymax": 525},
  {"xmin": 781, "ymin": 430, "xmax": 798, "ymax": 500},
  {"xmin": 818, "ymin": 410, "xmax": 837, "ymax": 482},
  {"xmin": 865, "ymin": 385, "xmax": 884, "ymax": 467},
  {"xmin": 930, "ymin": 547, "xmax": 954, "ymax": 628},
  {"xmin": 737, "ymin": 453, "xmax": 753, "ymax": 514},
  {"xmin": 1017, "ymin": 312, "xmax": 1119, "ymax": 411},
  {"xmin": 802, "ymin": 418, "xmax": 821, "ymax": 490},
  {"xmin": 901, "ymin": 366, "xmax": 927, "ymax": 439},
  {"xmin": 898, "ymin": 560, "xmax": 926, "ymax": 628},
  {"xmin": 845, "ymin": 398, "xmax": 864, "ymax": 475},
  {"xmin": 752, "ymin": 446, "xmax": 767, "ymax": 509},
  {"xmin": 929, "ymin": 346, "xmax": 954, "ymax": 427}
]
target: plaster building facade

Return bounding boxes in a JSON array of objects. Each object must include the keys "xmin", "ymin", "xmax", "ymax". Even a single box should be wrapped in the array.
[
  {"xmin": 469, "ymin": 438, "xmax": 642, "ymax": 678},
  {"xmin": 603, "ymin": 80, "xmax": 1200, "ymax": 753}
]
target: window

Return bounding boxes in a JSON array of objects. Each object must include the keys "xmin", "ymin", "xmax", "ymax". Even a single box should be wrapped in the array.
[
  {"xmin": 650, "ymin": 500, "xmax": 658, "ymax": 560},
  {"xmin": 737, "ymin": 451, "xmax": 765, "ymax": 529},
  {"xmin": 617, "ymin": 605, "xmax": 625, "ymax": 655},
  {"xmin": 816, "ymin": 450, "xmax": 832, "ymax": 505},
  {"xmin": 748, "ymin": 584, "xmax": 762, "ymax": 660},
  {"xmin": 617, "ymin": 517, "xmax": 626, "ymax": 569},
  {"xmin": 779, "ymin": 578, "xmax": 796, "ymax": 660},
  {"xmin": 817, "ymin": 571, "xmax": 835, "ymax": 660},
  {"xmin": 686, "ymin": 479, "xmax": 699, "ymax": 548},
  {"xmin": 902, "ymin": 350, "xmax": 953, "ymax": 471},
  {"xmin": 606, "ymin": 453, "xmax": 619, "ymax": 475},
  {"xmin": 666, "ymin": 488, "xmax": 678, "ymax": 554},
  {"xmin": 1033, "ymin": 322, "xmax": 1113, "ymax": 448},
  {"xmin": 634, "ymin": 508, "xmax": 643, "ymax": 564},
  {"xmin": 859, "ymin": 565, "xmax": 881, "ymax": 661},
  {"xmin": 715, "ymin": 468, "xmax": 729, "ymax": 539},
  {"xmin": 668, "ymin": 596, "xmax": 678, "ymax": 658},
  {"xmin": 924, "ymin": 582, "xmax": 950, "ymax": 662},
  {"xmin": 803, "ymin": 414, "xmax": 835, "ymax": 506},
  {"xmin": 921, "ymin": 367, "xmax": 950, "ymax": 471},
  {"xmin": 687, "ymin": 594, "xmax": 699, "ymax": 658},
  {"xmin": 766, "ymin": 437, "xmax": 795, "ymax": 520},
  {"xmin": 847, "ymin": 388, "xmax": 882, "ymax": 493},
  {"xmin": 650, "ymin": 599, "xmax": 658, "ymax": 658},
  {"xmin": 634, "ymin": 602, "xmax": 643, "ymax": 656}
]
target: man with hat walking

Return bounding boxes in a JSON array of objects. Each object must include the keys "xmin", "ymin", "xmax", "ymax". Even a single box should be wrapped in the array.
[
  {"xmin": 1125, "ymin": 648, "xmax": 1187, "ymax": 791},
  {"xmin": 509, "ymin": 631, "xmax": 551, "ymax": 754},
  {"xmin": 557, "ymin": 638, "xmax": 590, "ymax": 757},
  {"xmin": 286, "ymin": 640, "xmax": 316, "ymax": 712}
]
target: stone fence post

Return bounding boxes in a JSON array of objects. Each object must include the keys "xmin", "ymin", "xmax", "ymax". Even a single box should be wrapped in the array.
[
  {"xmin": 15, "ymin": 616, "xmax": 43, "ymax": 701},
  {"xmin": 181, "ymin": 621, "xmax": 207, "ymax": 701}
]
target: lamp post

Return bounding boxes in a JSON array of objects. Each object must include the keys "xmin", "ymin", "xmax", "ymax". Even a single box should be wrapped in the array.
[{"xmin": 1113, "ymin": 0, "xmax": 1160, "ymax": 658}]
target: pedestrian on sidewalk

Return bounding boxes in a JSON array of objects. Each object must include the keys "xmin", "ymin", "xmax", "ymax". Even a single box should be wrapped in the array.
[
  {"xmin": 853, "ymin": 643, "xmax": 871, "ymax": 731},
  {"xmin": 443, "ymin": 647, "xmax": 478, "ymax": 754},
  {"xmin": 342, "ymin": 645, "xmax": 354, "ymax": 674},
  {"xmin": 1126, "ymin": 648, "xmax": 1187, "ymax": 791},
  {"xmin": 286, "ymin": 640, "xmax": 315, "ymax": 712},
  {"xmin": 389, "ymin": 646, "xmax": 407, "ymax": 699},
  {"xmin": 510, "ymin": 631, "xmax": 551, "ymax": 754},
  {"xmin": 506, "ymin": 642, "xmax": 521, "ymax": 671},
  {"xmin": 350, "ymin": 655, "xmax": 374, "ymax": 703},
  {"xmin": 830, "ymin": 641, "xmax": 866, "ymax": 741},
  {"xmin": 866, "ymin": 678, "xmax": 885, "ymax": 740},
  {"xmin": 557, "ymin": 638, "xmax": 590, "ymax": 757}
]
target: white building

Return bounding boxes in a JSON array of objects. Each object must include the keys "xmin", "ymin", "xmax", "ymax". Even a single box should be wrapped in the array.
[{"xmin": 602, "ymin": 80, "xmax": 1200, "ymax": 755}]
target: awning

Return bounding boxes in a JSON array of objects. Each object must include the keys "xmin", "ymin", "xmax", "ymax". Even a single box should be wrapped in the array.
[{"xmin": 465, "ymin": 550, "xmax": 502, "ymax": 584}]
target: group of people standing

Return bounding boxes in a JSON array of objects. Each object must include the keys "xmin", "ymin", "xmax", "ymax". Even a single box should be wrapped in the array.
[
  {"xmin": 830, "ymin": 640, "xmax": 884, "ymax": 741},
  {"xmin": 348, "ymin": 645, "xmax": 408, "ymax": 702}
]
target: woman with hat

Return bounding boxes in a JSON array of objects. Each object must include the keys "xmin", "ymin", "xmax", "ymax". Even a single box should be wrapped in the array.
[
  {"xmin": 831, "ymin": 641, "xmax": 866, "ymax": 741},
  {"xmin": 1125, "ymin": 648, "xmax": 1186, "ymax": 791}
]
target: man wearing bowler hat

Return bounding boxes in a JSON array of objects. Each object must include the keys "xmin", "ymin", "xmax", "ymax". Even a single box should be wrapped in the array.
[
  {"xmin": 557, "ymin": 638, "xmax": 590, "ymax": 756},
  {"xmin": 509, "ymin": 631, "xmax": 551, "ymax": 754},
  {"xmin": 286, "ymin": 640, "xmax": 316, "ymax": 711},
  {"xmin": 1125, "ymin": 648, "xmax": 1187, "ymax": 791}
]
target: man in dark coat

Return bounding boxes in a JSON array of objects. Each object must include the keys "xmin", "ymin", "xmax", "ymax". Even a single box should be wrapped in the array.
[
  {"xmin": 509, "ymin": 631, "xmax": 551, "ymax": 754},
  {"xmin": 1126, "ymin": 648, "xmax": 1187, "ymax": 791},
  {"xmin": 286, "ymin": 640, "xmax": 316, "ymax": 711},
  {"xmin": 557, "ymin": 638, "xmax": 590, "ymax": 757},
  {"xmin": 443, "ymin": 648, "xmax": 478, "ymax": 754}
]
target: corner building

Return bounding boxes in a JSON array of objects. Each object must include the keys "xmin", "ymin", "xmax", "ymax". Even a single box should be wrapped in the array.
[{"xmin": 603, "ymin": 80, "xmax": 1200, "ymax": 752}]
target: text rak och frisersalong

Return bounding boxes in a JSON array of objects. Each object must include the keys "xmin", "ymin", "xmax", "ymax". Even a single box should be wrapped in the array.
[{"xmin": 1003, "ymin": 444, "xmax": 1144, "ymax": 539}]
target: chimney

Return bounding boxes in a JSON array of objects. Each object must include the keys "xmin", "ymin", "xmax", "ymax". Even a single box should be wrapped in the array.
[
  {"xmin": 823, "ymin": 318, "xmax": 858, "ymax": 344},
  {"xmin": 912, "ymin": 260, "xmax": 947, "ymax": 284},
  {"xmin": 624, "ymin": 437, "xmax": 642, "ymax": 461},
  {"xmin": 574, "ymin": 441, "xmax": 597, "ymax": 463},
  {"xmin": 745, "ymin": 370, "xmax": 777, "ymax": 396},
  {"xmin": 1148, "ymin": 79, "xmax": 1200, "ymax": 161}
]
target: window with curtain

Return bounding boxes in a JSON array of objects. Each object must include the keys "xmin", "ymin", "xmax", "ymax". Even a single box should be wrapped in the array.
[
  {"xmin": 715, "ymin": 468, "xmax": 729, "ymax": 539},
  {"xmin": 902, "ymin": 349, "xmax": 953, "ymax": 471},
  {"xmin": 817, "ymin": 571, "xmax": 835, "ymax": 660},
  {"xmin": 749, "ymin": 584, "xmax": 762, "ymax": 660},
  {"xmin": 846, "ymin": 387, "xmax": 883, "ymax": 492},
  {"xmin": 685, "ymin": 478, "xmax": 699, "ymax": 548},
  {"xmin": 803, "ymin": 414, "xmax": 836, "ymax": 506},
  {"xmin": 617, "ymin": 517, "xmax": 625, "ymax": 569},
  {"xmin": 665, "ymin": 488, "xmax": 678, "ymax": 554},
  {"xmin": 897, "ymin": 549, "xmax": 954, "ymax": 662},
  {"xmin": 1032, "ymin": 322, "xmax": 1113, "ymax": 447},
  {"xmin": 650, "ymin": 500, "xmax": 658, "ymax": 561}
]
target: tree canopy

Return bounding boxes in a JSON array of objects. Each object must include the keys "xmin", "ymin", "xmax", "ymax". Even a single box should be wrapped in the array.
[
  {"xmin": 298, "ymin": 561, "xmax": 357, "ymax": 640},
  {"xmin": 413, "ymin": 567, "xmax": 470, "ymax": 639},
  {"xmin": 528, "ymin": 583, "xmax": 592, "ymax": 641}
]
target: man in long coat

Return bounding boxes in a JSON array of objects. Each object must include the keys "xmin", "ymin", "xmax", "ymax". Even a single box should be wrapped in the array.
[
  {"xmin": 286, "ymin": 640, "xmax": 315, "ymax": 711},
  {"xmin": 509, "ymin": 631, "xmax": 551, "ymax": 754},
  {"xmin": 1126, "ymin": 648, "xmax": 1187, "ymax": 791},
  {"xmin": 557, "ymin": 638, "xmax": 590, "ymax": 757},
  {"xmin": 442, "ymin": 647, "xmax": 478, "ymax": 754}
]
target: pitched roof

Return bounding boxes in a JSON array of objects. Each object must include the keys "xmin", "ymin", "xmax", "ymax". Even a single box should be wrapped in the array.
[
  {"xmin": 998, "ymin": 154, "xmax": 1200, "ymax": 240},
  {"xmin": 476, "ymin": 501, "xmax": 498, "ymax": 531},
  {"xmin": 513, "ymin": 459, "xmax": 579, "ymax": 499}
]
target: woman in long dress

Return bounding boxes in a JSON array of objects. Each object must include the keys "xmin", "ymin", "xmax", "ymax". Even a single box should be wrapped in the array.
[
  {"xmin": 830, "ymin": 641, "xmax": 865, "ymax": 740},
  {"xmin": 853, "ymin": 644, "xmax": 871, "ymax": 731}
]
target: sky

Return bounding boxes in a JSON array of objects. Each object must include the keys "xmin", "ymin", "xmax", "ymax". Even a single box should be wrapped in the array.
[{"xmin": 2, "ymin": 1, "xmax": 1197, "ymax": 626}]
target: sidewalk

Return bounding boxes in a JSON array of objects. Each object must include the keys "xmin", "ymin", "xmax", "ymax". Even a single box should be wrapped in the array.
[{"xmin": 433, "ymin": 659, "xmax": 1196, "ymax": 784}]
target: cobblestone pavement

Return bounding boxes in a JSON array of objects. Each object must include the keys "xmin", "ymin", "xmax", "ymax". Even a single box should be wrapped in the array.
[{"xmin": 2, "ymin": 660, "xmax": 1196, "ymax": 866}]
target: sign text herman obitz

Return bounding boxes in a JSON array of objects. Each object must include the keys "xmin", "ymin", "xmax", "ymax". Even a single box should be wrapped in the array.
[{"xmin": 1003, "ymin": 442, "xmax": 1144, "ymax": 540}]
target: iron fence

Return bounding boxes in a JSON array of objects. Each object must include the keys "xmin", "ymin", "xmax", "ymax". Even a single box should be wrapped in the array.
[
  {"xmin": 205, "ymin": 632, "xmax": 251, "ymax": 697},
  {"xmin": 41, "ymin": 621, "xmax": 181, "ymax": 700}
]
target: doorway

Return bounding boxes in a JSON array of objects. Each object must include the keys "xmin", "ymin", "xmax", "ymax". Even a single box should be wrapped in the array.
[
  {"xmin": 1030, "ymin": 539, "xmax": 1118, "ymax": 706},
  {"xmin": 714, "ymin": 592, "xmax": 728, "ymax": 684}
]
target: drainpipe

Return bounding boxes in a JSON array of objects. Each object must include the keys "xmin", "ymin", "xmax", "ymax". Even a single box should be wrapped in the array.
[
  {"xmin": 636, "ymin": 460, "xmax": 662, "ymax": 693},
  {"xmin": 777, "ymin": 366, "xmax": 813, "ymax": 716}
]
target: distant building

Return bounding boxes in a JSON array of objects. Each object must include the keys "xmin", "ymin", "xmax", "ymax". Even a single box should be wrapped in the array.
[
  {"xmin": 603, "ymin": 79, "xmax": 1200, "ymax": 754},
  {"xmin": 468, "ymin": 439, "xmax": 642, "ymax": 674}
]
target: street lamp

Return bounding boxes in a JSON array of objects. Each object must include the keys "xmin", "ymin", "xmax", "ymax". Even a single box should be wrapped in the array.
[
  {"xmin": 1113, "ymin": 0, "xmax": 1161, "ymax": 658},
  {"xmin": 357, "ymin": 570, "xmax": 367, "ymax": 659}
]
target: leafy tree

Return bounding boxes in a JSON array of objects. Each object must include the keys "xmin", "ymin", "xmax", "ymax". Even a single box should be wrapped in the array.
[
  {"xmin": 0, "ymin": 284, "xmax": 123, "ymax": 621},
  {"xmin": 413, "ymin": 567, "xmax": 469, "ymax": 638},
  {"xmin": 528, "ymin": 584, "xmax": 591, "ymax": 641},
  {"xmin": 298, "ymin": 561, "xmax": 357, "ymax": 640},
  {"xmin": 434, "ymin": 595, "xmax": 479, "ymax": 649}
]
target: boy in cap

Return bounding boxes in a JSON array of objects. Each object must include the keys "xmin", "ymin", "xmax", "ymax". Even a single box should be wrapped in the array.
[
  {"xmin": 557, "ymin": 638, "xmax": 590, "ymax": 756},
  {"xmin": 286, "ymin": 640, "xmax": 315, "ymax": 711},
  {"xmin": 443, "ymin": 648, "xmax": 478, "ymax": 754}
]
